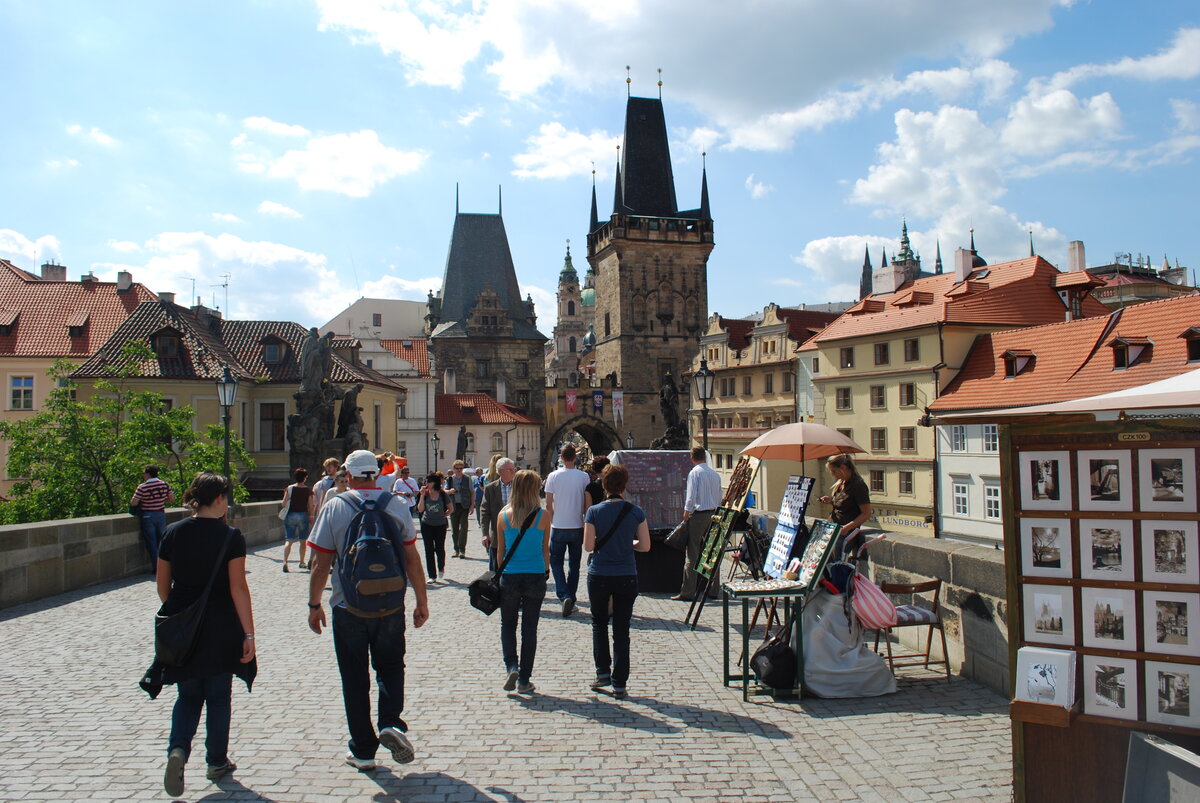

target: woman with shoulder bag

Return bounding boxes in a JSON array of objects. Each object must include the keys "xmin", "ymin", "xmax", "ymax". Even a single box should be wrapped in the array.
[
  {"xmin": 417, "ymin": 472, "xmax": 453, "ymax": 583},
  {"xmin": 495, "ymin": 469, "xmax": 551, "ymax": 694},
  {"xmin": 583, "ymin": 464, "xmax": 651, "ymax": 699},
  {"xmin": 155, "ymin": 472, "xmax": 256, "ymax": 797},
  {"xmin": 279, "ymin": 468, "xmax": 315, "ymax": 572}
]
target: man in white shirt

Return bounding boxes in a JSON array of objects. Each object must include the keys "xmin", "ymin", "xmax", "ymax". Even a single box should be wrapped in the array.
[
  {"xmin": 544, "ymin": 444, "xmax": 591, "ymax": 617},
  {"xmin": 312, "ymin": 457, "xmax": 340, "ymax": 515},
  {"xmin": 674, "ymin": 447, "xmax": 723, "ymax": 600},
  {"xmin": 391, "ymin": 465, "xmax": 421, "ymax": 520}
]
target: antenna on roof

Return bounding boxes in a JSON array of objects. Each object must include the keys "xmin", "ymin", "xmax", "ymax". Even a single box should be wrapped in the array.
[
  {"xmin": 211, "ymin": 273, "xmax": 230, "ymax": 314},
  {"xmin": 348, "ymin": 246, "xmax": 361, "ymax": 297},
  {"xmin": 657, "ymin": 68, "xmax": 662, "ymax": 99},
  {"xmin": 189, "ymin": 278, "xmax": 196, "ymax": 307},
  {"xmin": 626, "ymin": 65, "xmax": 631, "ymax": 97},
  {"xmin": 455, "ymin": 182, "xmax": 459, "ymax": 214},
  {"xmin": 498, "ymin": 184, "xmax": 502, "ymax": 215}
]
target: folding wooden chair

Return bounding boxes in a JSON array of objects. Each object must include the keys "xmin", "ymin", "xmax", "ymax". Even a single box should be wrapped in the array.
[{"xmin": 873, "ymin": 579, "xmax": 951, "ymax": 681}]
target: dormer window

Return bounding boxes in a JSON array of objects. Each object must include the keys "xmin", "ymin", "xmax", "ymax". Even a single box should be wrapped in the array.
[
  {"xmin": 156, "ymin": 335, "xmax": 179, "ymax": 359},
  {"xmin": 264, "ymin": 344, "xmax": 282, "ymax": 364},
  {"xmin": 1108, "ymin": 336, "xmax": 1152, "ymax": 370},
  {"xmin": 66, "ymin": 311, "xmax": 89, "ymax": 337},
  {"xmin": 1003, "ymin": 349, "xmax": 1035, "ymax": 378},
  {"xmin": 0, "ymin": 310, "xmax": 17, "ymax": 336},
  {"xmin": 1179, "ymin": 327, "xmax": 1200, "ymax": 362}
]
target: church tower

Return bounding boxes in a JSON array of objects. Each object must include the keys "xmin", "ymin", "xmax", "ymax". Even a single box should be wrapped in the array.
[
  {"xmin": 548, "ymin": 243, "xmax": 588, "ymax": 384},
  {"xmin": 586, "ymin": 94, "xmax": 714, "ymax": 446}
]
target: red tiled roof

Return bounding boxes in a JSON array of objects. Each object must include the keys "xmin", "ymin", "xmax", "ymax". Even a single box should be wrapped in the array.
[
  {"xmin": 0, "ymin": 259, "xmax": 158, "ymax": 358},
  {"xmin": 931, "ymin": 294, "xmax": 1200, "ymax": 412},
  {"xmin": 435, "ymin": 393, "xmax": 540, "ymax": 425},
  {"xmin": 811, "ymin": 257, "xmax": 1108, "ymax": 343},
  {"xmin": 1053, "ymin": 270, "xmax": 1104, "ymax": 289},
  {"xmin": 775, "ymin": 308, "xmax": 840, "ymax": 343},
  {"xmin": 718, "ymin": 317, "xmax": 755, "ymax": 352},
  {"xmin": 380, "ymin": 338, "xmax": 431, "ymax": 377}
]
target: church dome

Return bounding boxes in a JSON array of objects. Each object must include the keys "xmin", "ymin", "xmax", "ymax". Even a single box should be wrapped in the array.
[
  {"xmin": 581, "ymin": 324, "xmax": 597, "ymax": 350},
  {"xmin": 581, "ymin": 286, "xmax": 596, "ymax": 307}
]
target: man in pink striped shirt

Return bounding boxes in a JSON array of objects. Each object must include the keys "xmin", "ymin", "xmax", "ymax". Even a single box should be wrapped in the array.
[{"xmin": 131, "ymin": 465, "xmax": 175, "ymax": 564}]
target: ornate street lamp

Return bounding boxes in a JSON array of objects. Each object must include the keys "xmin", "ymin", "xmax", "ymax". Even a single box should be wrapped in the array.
[
  {"xmin": 516, "ymin": 444, "xmax": 526, "ymax": 465},
  {"xmin": 694, "ymin": 358, "xmax": 716, "ymax": 452},
  {"xmin": 214, "ymin": 366, "xmax": 240, "ymax": 506},
  {"xmin": 626, "ymin": 431, "xmax": 635, "ymax": 450},
  {"xmin": 430, "ymin": 431, "xmax": 440, "ymax": 473}
]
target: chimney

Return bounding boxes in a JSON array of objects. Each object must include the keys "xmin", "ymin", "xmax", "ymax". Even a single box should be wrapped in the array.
[
  {"xmin": 871, "ymin": 263, "xmax": 907, "ymax": 295},
  {"xmin": 954, "ymin": 248, "xmax": 973, "ymax": 281},
  {"xmin": 443, "ymin": 368, "xmax": 456, "ymax": 394},
  {"xmin": 1067, "ymin": 240, "xmax": 1086, "ymax": 273},
  {"xmin": 158, "ymin": 291, "xmax": 176, "ymax": 304},
  {"xmin": 80, "ymin": 272, "xmax": 99, "ymax": 284},
  {"xmin": 116, "ymin": 271, "xmax": 133, "ymax": 292},
  {"xmin": 40, "ymin": 262, "xmax": 67, "ymax": 281}
]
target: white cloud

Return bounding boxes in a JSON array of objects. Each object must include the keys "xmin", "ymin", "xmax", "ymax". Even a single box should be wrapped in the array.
[
  {"xmin": 211, "ymin": 212, "xmax": 244, "ymax": 224},
  {"xmin": 0, "ymin": 229, "xmax": 62, "ymax": 266},
  {"xmin": 684, "ymin": 127, "xmax": 723, "ymax": 154},
  {"xmin": 457, "ymin": 107, "xmax": 484, "ymax": 126},
  {"xmin": 359, "ymin": 273, "xmax": 443, "ymax": 301},
  {"xmin": 107, "ymin": 240, "xmax": 141, "ymax": 253},
  {"xmin": 239, "ymin": 130, "xmax": 426, "ymax": 197},
  {"xmin": 744, "ymin": 174, "xmax": 773, "ymax": 200},
  {"xmin": 45, "ymin": 157, "xmax": 80, "ymax": 169},
  {"xmin": 1046, "ymin": 27, "xmax": 1200, "ymax": 90},
  {"xmin": 511, "ymin": 122, "xmax": 620, "ymax": 180},
  {"xmin": 1172, "ymin": 99, "xmax": 1200, "ymax": 132},
  {"xmin": 66, "ymin": 124, "xmax": 116, "ymax": 146},
  {"xmin": 1001, "ymin": 89, "xmax": 1122, "ymax": 155},
  {"xmin": 243, "ymin": 116, "xmax": 311, "ymax": 137},
  {"xmin": 258, "ymin": 201, "xmax": 303, "ymax": 219},
  {"xmin": 522, "ymin": 284, "xmax": 557, "ymax": 330}
]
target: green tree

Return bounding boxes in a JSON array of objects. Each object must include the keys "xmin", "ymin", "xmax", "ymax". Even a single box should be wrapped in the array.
[{"xmin": 0, "ymin": 345, "xmax": 254, "ymax": 524}]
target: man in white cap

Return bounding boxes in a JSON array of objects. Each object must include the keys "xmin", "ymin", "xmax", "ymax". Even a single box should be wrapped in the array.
[{"xmin": 306, "ymin": 450, "xmax": 428, "ymax": 771}]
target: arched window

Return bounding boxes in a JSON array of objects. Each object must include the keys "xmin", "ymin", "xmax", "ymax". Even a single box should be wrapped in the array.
[
  {"xmin": 567, "ymin": 300, "xmax": 576, "ymax": 316},
  {"xmin": 569, "ymin": 336, "xmax": 577, "ymax": 353},
  {"xmin": 491, "ymin": 432, "xmax": 503, "ymax": 453}
]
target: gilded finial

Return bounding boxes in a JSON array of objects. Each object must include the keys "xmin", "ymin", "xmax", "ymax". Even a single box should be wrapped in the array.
[
  {"xmin": 657, "ymin": 67, "xmax": 662, "ymax": 99},
  {"xmin": 566, "ymin": 238, "xmax": 571, "ymax": 255},
  {"xmin": 626, "ymin": 65, "xmax": 631, "ymax": 96}
]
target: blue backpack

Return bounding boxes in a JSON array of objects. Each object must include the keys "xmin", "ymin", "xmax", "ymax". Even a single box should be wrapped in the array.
[{"xmin": 337, "ymin": 492, "xmax": 408, "ymax": 618}]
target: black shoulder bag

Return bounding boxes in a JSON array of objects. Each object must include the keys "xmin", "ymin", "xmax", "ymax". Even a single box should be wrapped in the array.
[
  {"xmin": 468, "ymin": 509, "xmax": 539, "ymax": 615},
  {"xmin": 750, "ymin": 609, "xmax": 798, "ymax": 690},
  {"xmin": 154, "ymin": 526, "xmax": 235, "ymax": 668},
  {"xmin": 587, "ymin": 501, "xmax": 633, "ymax": 565}
]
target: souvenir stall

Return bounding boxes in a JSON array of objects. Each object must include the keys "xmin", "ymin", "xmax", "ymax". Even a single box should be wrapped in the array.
[
  {"xmin": 940, "ymin": 374, "xmax": 1200, "ymax": 802},
  {"xmin": 607, "ymin": 449, "xmax": 692, "ymax": 592}
]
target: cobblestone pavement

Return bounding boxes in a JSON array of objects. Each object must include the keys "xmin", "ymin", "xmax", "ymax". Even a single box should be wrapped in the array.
[{"xmin": 1, "ymin": 518, "xmax": 1013, "ymax": 802}]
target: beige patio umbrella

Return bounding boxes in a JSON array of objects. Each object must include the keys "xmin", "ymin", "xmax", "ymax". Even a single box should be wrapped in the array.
[{"xmin": 740, "ymin": 422, "xmax": 865, "ymax": 463}]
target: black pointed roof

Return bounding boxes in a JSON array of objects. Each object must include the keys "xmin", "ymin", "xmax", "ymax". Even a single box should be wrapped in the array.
[
  {"xmin": 860, "ymin": 245, "xmax": 873, "ymax": 300},
  {"xmin": 614, "ymin": 96, "xmax": 680, "ymax": 218}
]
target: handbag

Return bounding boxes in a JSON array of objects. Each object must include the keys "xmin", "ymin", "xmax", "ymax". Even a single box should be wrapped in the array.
[
  {"xmin": 851, "ymin": 573, "xmax": 898, "ymax": 630},
  {"xmin": 468, "ymin": 509, "xmax": 539, "ymax": 615},
  {"xmin": 664, "ymin": 518, "xmax": 689, "ymax": 551},
  {"xmin": 750, "ymin": 612, "xmax": 798, "ymax": 689},
  {"xmin": 278, "ymin": 486, "xmax": 291, "ymax": 522},
  {"xmin": 587, "ymin": 502, "xmax": 633, "ymax": 566},
  {"xmin": 154, "ymin": 527, "xmax": 234, "ymax": 668}
]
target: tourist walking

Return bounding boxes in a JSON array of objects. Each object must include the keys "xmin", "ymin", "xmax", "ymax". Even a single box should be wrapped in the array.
[
  {"xmin": 473, "ymin": 467, "xmax": 486, "ymax": 526},
  {"xmin": 306, "ymin": 450, "xmax": 428, "ymax": 771},
  {"xmin": 494, "ymin": 469, "xmax": 551, "ymax": 694},
  {"xmin": 545, "ymin": 444, "xmax": 592, "ymax": 617},
  {"xmin": 674, "ymin": 447, "xmax": 722, "ymax": 601},
  {"xmin": 417, "ymin": 472, "xmax": 452, "ymax": 582},
  {"xmin": 818, "ymin": 454, "xmax": 873, "ymax": 559},
  {"xmin": 150, "ymin": 472, "xmax": 256, "ymax": 798},
  {"xmin": 311, "ymin": 457, "xmax": 340, "ymax": 515},
  {"xmin": 584, "ymin": 464, "xmax": 650, "ymax": 698},
  {"xmin": 131, "ymin": 464, "xmax": 175, "ymax": 564},
  {"xmin": 445, "ymin": 460, "xmax": 474, "ymax": 558},
  {"xmin": 584, "ymin": 456, "xmax": 609, "ymax": 509},
  {"xmin": 480, "ymin": 457, "xmax": 517, "ymax": 571},
  {"xmin": 391, "ymin": 464, "xmax": 421, "ymax": 520},
  {"xmin": 279, "ymin": 468, "xmax": 315, "ymax": 572},
  {"xmin": 322, "ymin": 469, "xmax": 350, "ymax": 506}
]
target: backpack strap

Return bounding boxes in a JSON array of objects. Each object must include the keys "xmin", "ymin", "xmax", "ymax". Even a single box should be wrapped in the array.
[
  {"xmin": 593, "ymin": 502, "xmax": 633, "ymax": 555},
  {"xmin": 497, "ymin": 509, "xmax": 539, "ymax": 575}
]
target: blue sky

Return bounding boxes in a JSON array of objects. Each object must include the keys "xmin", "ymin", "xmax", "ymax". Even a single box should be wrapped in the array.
[{"xmin": 1, "ymin": 0, "xmax": 1197, "ymax": 331}]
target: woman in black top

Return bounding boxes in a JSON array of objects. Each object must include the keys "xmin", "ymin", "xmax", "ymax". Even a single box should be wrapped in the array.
[
  {"xmin": 417, "ymin": 472, "xmax": 454, "ymax": 583},
  {"xmin": 584, "ymin": 456, "xmax": 610, "ymax": 509},
  {"xmin": 156, "ymin": 472, "xmax": 256, "ymax": 797},
  {"xmin": 818, "ymin": 454, "xmax": 873, "ymax": 558}
]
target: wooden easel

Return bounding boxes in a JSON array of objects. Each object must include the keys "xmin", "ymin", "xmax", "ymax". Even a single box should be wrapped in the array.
[{"xmin": 685, "ymin": 457, "xmax": 757, "ymax": 630}]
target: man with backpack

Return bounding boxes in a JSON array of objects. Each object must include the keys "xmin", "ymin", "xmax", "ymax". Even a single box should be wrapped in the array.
[{"xmin": 306, "ymin": 450, "xmax": 429, "ymax": 771}]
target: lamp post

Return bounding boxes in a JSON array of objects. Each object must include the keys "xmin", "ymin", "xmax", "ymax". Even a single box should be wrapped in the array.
[
  {"xmin": 214, "ymin": 366, "xmax": 240, "ymax": 506},
  {"xmin": 694, "ymin": 358, "xmax": 716, "ymax": 453},
  {"xmin": 626, "ymin": 431, "xmax": 634, "ymax": 450},
  {"xmin": 517, "ymin": 444, "xmax": 526, "ymax": 466},
  {"xmin": 430, "ymin": 431, "xmax": 440, "ymax": 473}
]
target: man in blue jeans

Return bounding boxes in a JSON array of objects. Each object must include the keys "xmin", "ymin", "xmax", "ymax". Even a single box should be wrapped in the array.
[
  {"xmin": 131, "ymin": 465, "xmax": 174, "ymax": 564},
  {"xmin": 306, "ymin": 450, "xmax": 429, "ymax": 771},
  {"xmin": 544, "ymin": 444, "xmax": 591, "ymax": 617}
]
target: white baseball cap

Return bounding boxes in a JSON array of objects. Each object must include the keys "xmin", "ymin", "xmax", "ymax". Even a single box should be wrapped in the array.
[{"xmin": 343, "ymin": 450, "xmax": 379, "ymax": 478}]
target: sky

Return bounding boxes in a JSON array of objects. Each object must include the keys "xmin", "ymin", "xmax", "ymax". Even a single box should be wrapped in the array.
[{"xmin": 1, "ymin": 0, "xmax": 1198, "ymax": 333}]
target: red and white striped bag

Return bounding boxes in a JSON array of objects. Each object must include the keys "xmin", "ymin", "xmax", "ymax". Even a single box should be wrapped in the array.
[{"xmin": 851, "ymin": 574, "xmax": 897, "ymax": 630}]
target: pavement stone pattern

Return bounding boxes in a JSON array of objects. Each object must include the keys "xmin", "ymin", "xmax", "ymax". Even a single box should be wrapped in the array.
[{"xmin": 0, "ymin": 517, "xmax": 1014, "ymax": 802}]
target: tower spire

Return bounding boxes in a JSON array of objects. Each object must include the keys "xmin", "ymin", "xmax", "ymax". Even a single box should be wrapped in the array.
[
  {"xmin": 657, "ymin": 68, "xmax": 662, "ymax": 100},
  {"xmin": 455, "ymin": 182, "xmax": 459, "ymax": 214},
  {"xmin": 1029, "ymin": 229, "xmax": 1035, "ymax": 257},
  {"xmin": 881, "ymin": 247, "xmax": 888, "ymax": 267},
  {"xmin": 935, "ymin": 240, "xmax": 943, "ymax": 274},
  {"xmin": 626, "ymin": 65, "xmax": 631, "ymax": 97},
  {"xmin": 699, "ymin": 152, "xmax": 710, "ymax": 220},
  {"xmin": 498, "ymin": 184, "xmax": 502, "ymax": 215},
  {"xmin": 589, "ymin": 165, "xmax": 599, "ymax": 232},
  {"xmin": 860, "ymin": 244, "xmax": 873, "ymax": 300},
  {"xmin": 612, "ymin": 146, "xmax": 623, "ymax": 214}
]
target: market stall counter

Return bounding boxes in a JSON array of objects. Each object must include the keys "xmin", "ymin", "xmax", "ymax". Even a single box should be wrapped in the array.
[{"xmin": 608, "ymin": 449, "xmax": 690, "ymax": 593}]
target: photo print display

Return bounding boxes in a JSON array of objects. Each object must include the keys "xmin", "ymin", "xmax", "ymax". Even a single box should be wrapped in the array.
[
  {"xmin": 1018, "ymin": 451, "xmax": 1072, "ymax": 511},
  {"xmin": 1143, "ymin": 591, "xmax": 1200, "ymax": 657},
  {"xmin": 1145, "ymin": 661, "xmax": 1200, "ymax": 728},
  {"xmin": 1076, "ymin": 450, "xmax": 1133, "ymax": 512},
  {"xmin": 1020, "ymin": 518, "xmax": 1073, "ymax": 578},
  {"xmin": 1015, "ymin": 647, "xmax": 1076, "ymax": 707},
  {"xmin": 1081, "ymin": 587, "xmax": 1136, "ymax": 651},
  {"xmin": 1083, "ymin": 654, "xmax": 1138, "ymax": 721},
  {"xmin": 1139, "ymin": 449, "xmax": 1197, "ymax": 513},
  {"xmin": 1080, "ymin": 519, "xmax": 1135, "ymax": 582},
  {"xmin": 1143, "ymin": 521, "xmax": 1200, "ymax": 585},
  {"xmin": 1023, "ymin": 585, "xmax": 1075, "ymax": 646}
]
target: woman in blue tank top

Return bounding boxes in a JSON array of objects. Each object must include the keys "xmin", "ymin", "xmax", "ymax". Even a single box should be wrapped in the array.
[{"xmin": 495, "ymin": 470, "xmax": 551, "ymax": 694}]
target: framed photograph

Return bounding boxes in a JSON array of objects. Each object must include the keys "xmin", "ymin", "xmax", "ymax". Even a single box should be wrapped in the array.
[
  {"xmin": 1146, "ymin": 661, "xmax": 1200, "ymax": 727},
  {"xmin": 1139, "ymin": 448, "xmax": 1197, "ymax": 513},
  {"xmin": 1024, "ymin": 585, "xmax": 1075, "ymax": 646},
  {"xmin": 1020, "ymin": 518, "xmax": 1073, "ymax": 578},
  {"xmin": 1083, "ymin": 654, "xmax": 1138, "ymax": 721},
  {"xmin": 1143, "ymin": 591, "xmax": 1200, "ymax": 657},
  {"xmin": 1076, "ymin": 450, "xmax": 1133, "ymax": 512},
  {"xmin": 1143, "ymin": 521, "xmax": 1200, "ymax": 585},
  {"xmin": 1015, "ymin": 646, "xmax": 1076, "ymax": 707},
  {"xmin": 1019, "ymin": 450, "xmax": 1073, "ymax": 511},
  {"xmin": 1080, "ymin": 519, "xmax": 1135, "ymax": 581},
  {"xmin": 1081, "ymin": 587, "xmax": 1137, "ymax": 650}
]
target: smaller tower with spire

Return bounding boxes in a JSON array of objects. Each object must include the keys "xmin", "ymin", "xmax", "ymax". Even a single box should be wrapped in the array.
[{"xmin": 859, "ymin": 245, "xmax": 873, "ymax": 299}]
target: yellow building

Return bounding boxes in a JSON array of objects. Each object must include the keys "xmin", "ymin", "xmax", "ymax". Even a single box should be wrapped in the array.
[
  {"xmin": 801, "ymin": 249, "xmax": 1107, "ymax": 535},
  {"xmin": 690, "ymin": 304, "xmax": 838, "ymax": 510}
]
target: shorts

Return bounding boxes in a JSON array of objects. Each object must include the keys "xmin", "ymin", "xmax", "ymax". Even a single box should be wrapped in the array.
[{"xmin": 284, "ymin": 512, "xmax": 310, "ymax": 542}]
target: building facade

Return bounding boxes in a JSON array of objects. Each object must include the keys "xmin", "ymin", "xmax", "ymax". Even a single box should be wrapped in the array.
[{"xmin": 546, "ymin": 245, "xmax": 596, "ymax": 385}]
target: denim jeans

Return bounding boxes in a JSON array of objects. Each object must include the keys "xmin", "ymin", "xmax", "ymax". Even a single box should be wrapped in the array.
[
  {"xmin": 499, "ymin": 573, "xmax": 547, "ymax": 683},
  {"xmin": 141, "ymin": 510, "xmax": 167, "ymax": 563},
  {"xmin": 332, "ymin": 605, "xmax": 408, "ymax": 760},
  {"xmin": 283, "ymin": 511, "xmax": 310, "ymax": 541},
  {"xmin": 549, "ymin": 528, "xmax": 583, "ymax": 601},
  {"xmin": 168, "ymin": 673, "xmax": 233, "ymax": 765},
  {"xmin": 588, "ymin": 574, "xmax": 638, "ymax": 687}
]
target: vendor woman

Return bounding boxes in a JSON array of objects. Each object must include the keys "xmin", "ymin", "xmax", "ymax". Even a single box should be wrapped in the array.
[{"xmin": 818, "ymin": 454, "xmax": 873, "ymax": 559}]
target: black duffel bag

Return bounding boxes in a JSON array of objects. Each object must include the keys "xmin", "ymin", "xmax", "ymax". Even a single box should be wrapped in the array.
[{"xmin": 750, "ymin": 615, "xmax": 798, "ymax": 689}]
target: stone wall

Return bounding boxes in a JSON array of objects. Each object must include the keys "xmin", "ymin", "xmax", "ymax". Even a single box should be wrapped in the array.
[{"xmin": 0, "ymin": 502, "xmax": 283, "ymax": 610}]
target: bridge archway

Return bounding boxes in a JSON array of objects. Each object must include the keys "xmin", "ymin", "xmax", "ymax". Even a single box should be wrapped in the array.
[{"xmin": 541, "ymin": 415, "xmax": 622, "ymax": 473}]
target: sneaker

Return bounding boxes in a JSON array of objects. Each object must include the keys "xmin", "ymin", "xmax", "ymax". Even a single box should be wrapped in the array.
[
  {"xmin": 379, "ymin": 727, "xmax": 415, "ymax": 765},
  {"xmin": 517, "ymin": 680, "xmax": 536, "ymax": 694},
  {"xmin": 590, "ymin": 674, "xmax": 611, "ymax": 690},
  {"xmin": 164, "ymin": 747, "xmax": 186, "ymax": 797},
  {"xmin": 612, "ymin": 686, "xmax": 627, "ymax": 699},
  {"xmin": 503, "ymin": 668, "xmax": 519, "ymax": 691},
  {"xmin": 562, "ymin": 598, "xmax": 575, "ymax": 618},
  {"xmin": 345, "ymin": 752, "xmax": 376, "ymax": 771},
  {"xmin": 282, "ymin": 564, "xmax": 289, "ymax": 573},
  {"xmin": 205, "ymin": 760, "xmax": 236, "ymax": 780},
  {"xmin": 438, "ymin": 571, "xmax": 446, "ymax": 581}
]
